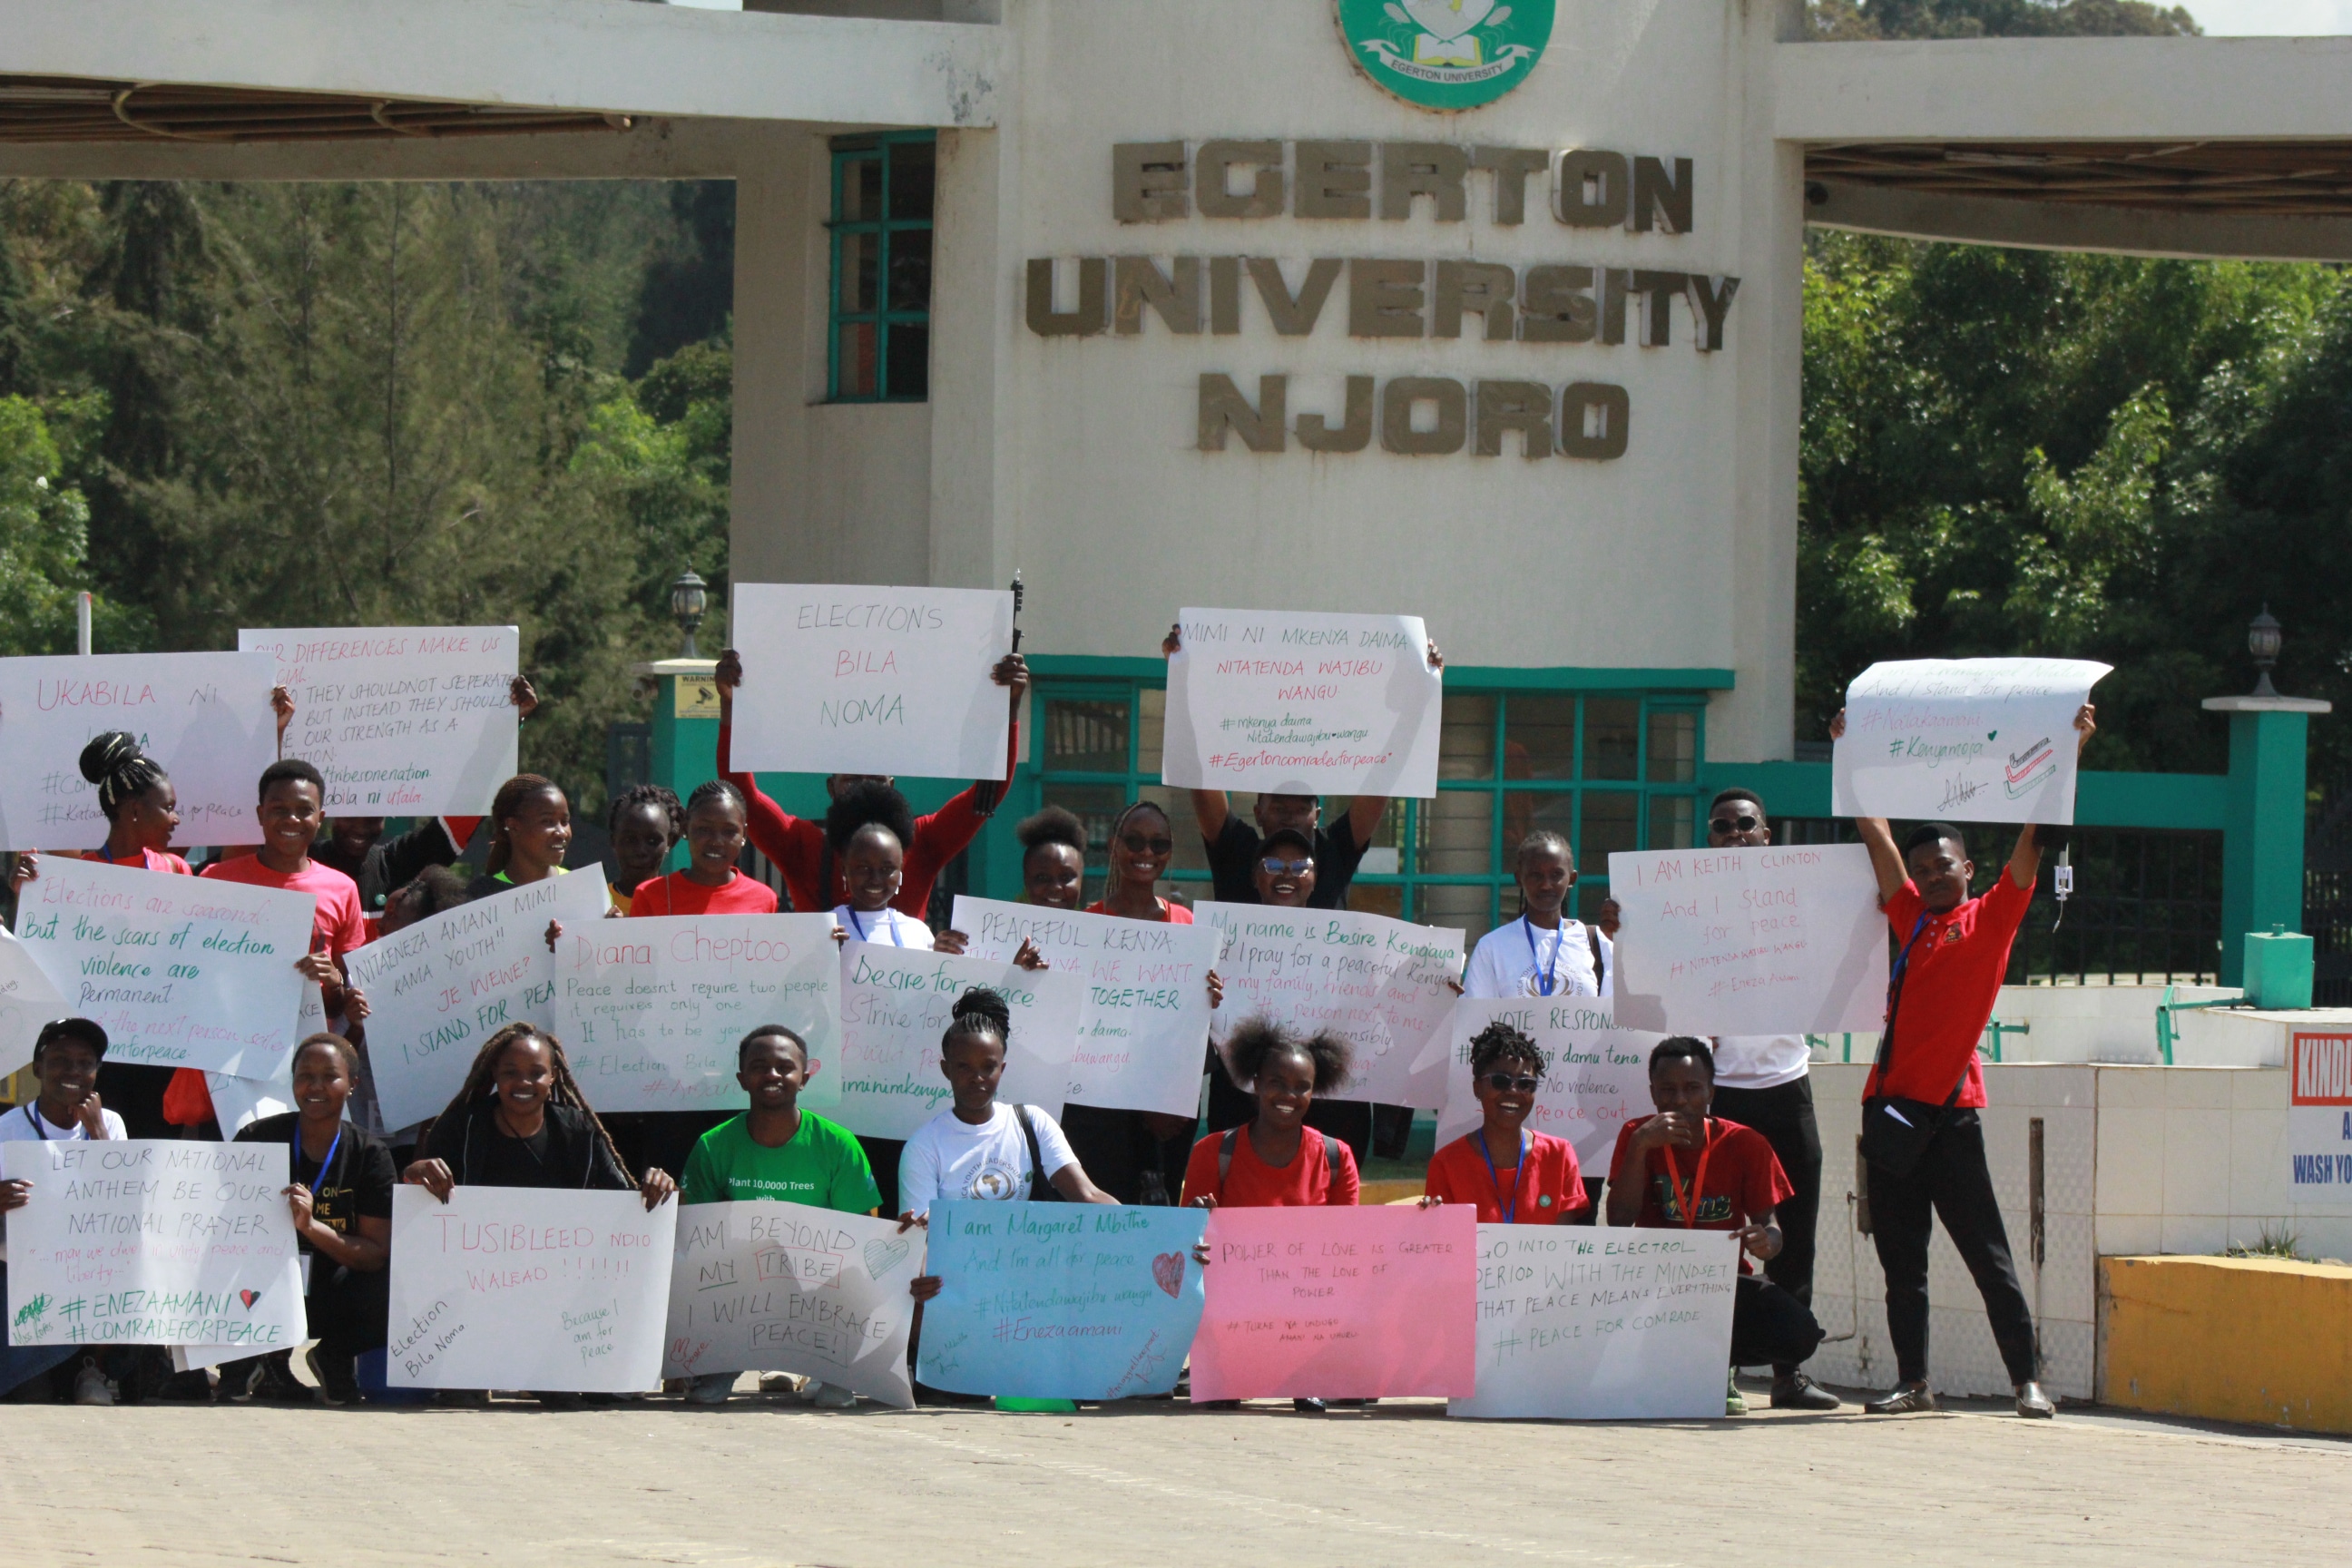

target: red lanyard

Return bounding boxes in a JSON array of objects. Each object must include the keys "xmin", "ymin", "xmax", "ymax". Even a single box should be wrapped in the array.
[{"xmin": 1660, "ymin": 1121, "xmax": 1715, "ymax": 1229}]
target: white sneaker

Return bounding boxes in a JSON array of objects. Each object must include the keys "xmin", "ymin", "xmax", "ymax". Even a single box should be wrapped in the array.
[
  {"xmin": 810, "ymin": 1381, "xmax": 857, "ymax": 1409},
  {"xmin": 73, "ymin": 1362, "xmax": 116, "ymax": 1406}
]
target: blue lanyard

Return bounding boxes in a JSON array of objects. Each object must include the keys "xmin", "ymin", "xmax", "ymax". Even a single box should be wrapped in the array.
[
  {"xmin": 845, "ymin": 907, "xmax": 904, "ymax": 947},
  {"xmin": 1522, "ymin": 916, "xmax": 1565, "ymax": 996},
  {"xmin": 24, "ymin": 1105, "xmax": 57, "ymax": 1141},
  {"xmin": 1475, "ymin": 1129, "xmax": 1530, "ymax": 1223},
  {"xmin": 294, "ymin": 1122, "xmax": 343, "ymax": 1195}
]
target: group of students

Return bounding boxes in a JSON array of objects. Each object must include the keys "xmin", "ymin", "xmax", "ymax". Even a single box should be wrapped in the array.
[{"xmin": 0, "ymin": 640, "xmax": 2084, "ymax": 1423}]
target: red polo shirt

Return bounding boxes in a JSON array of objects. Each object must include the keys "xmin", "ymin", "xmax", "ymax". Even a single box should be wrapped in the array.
[
  {"xmin": 1866, "ymin": 870, "xmax": 2034, "ymax": 1111},
  {"xmin": 1424, "ymin": 1130, "xmax": 1586, "ymax": 1223}
]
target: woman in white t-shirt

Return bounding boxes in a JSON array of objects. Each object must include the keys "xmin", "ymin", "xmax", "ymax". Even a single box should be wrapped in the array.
[
  {"xmin": 2, "ymin": 1018, "xmax": 128, "ymax": 1404},
  {"xmin": 828, "ymin": 821, "xmax": 936, "ymax": 952},
  {"xmin": 1461, "ymin": 830, "xmax": 1612, "ymax": 999}
]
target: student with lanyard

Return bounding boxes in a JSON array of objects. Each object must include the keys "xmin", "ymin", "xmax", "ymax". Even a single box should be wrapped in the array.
[
  {"xmin": 679, "ymin": 1024, "xmax": 882, "ymax": 1408},
  {"xmin": 629, "ymin": 781, "xmax": 779, "ymax": 916},
  {"xmin": 1, "ymin": 1019, "xmax": 127, "ymax": 1405},
  {"xmin": 1606, "ymin": 1037, "xmax": 1825, "ymax": 1416},
  {"xmin": 1835, "ymin": 705, "xmax": 2092, "ymax": 1420},
  {"xmin": 403, "ymin": 1022, "xmax": 676, "ymax": 1406},
  {"xmin": 606, "ymin": 783, "xmax": 685, "ymax": 911},
  {"xmin": 1420, "ymin": 1021, "xmax": 1587, "ymax": 1223},
  {"xmin": 1460, "ymin": 830, "xmax": 1611, "ymax": 999},
  {"xmin": 710, "ymin": 646, "xmax": 1029, "ymax": 917},
  {"xmin": 1181, "ymin": 1018, "xmax": 1359, "ymax": 1413},
  {"xmin": 226, "ymin": 1034, "xmax": 395, "ymax": 1406}
]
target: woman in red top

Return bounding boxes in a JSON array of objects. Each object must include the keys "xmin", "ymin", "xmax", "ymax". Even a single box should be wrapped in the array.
[
  {"xmin": 1605, "ymin": 1037, "xmax": 1822, "ymax": 1415},
  {"xmin": 1422, "ymin": 1022, "xmax": 1587, "ymax": 1223},
  {"xmin": 628, "ymin": 781, "xmax": 779, "ymax": 916}
]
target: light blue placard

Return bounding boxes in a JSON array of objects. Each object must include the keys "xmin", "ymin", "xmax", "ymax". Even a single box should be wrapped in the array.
[{"xmin": 916, "ymin": 1202, "xmax": 1208, "ymax": 1400}]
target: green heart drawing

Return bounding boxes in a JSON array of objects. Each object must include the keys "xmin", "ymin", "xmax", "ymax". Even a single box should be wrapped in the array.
[
  {"xmin": 1987, "ymin": 731, "xmax": 1998, "ymax": 740},
  {"xmin": 864, "ymin": 1236, "xmax": 911, "ymax": 1279}
]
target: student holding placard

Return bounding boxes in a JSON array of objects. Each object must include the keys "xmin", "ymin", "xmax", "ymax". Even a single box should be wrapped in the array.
[
  {"xmin": 629, "ymin": 782, "xmax": 779, "ymax": 916},
  {"xmin": 607, "ymin": 784, "xmax": 685, "ymax": 909},
  {"xmin": 0, "ymin": 1019, "xmax": 123, "ymax": 1404},
  {"xmin": 200, "ymin": 759, "xmax": 367, "ymax": 1011},
  {"xmin": 826, "ymin": 815, "xmax": 935, "ymax": 950},
  {"xmin": 227, "ymin": 1034, "xmax": 394, "ymax": 1405},
  {"xmin": 1420, "ymin": 1022, "xmax": 1587, "ymax": 1224},
  {"xmin": 710, "ymin": 646, "xmax": 1028, "ymax": 917},
  {"xmin": 1462, "ymin": 831, "xmax": 1612, "ymax": 1000},
  {"xmin": 1832, "ymin": 702, "xmax": 2092, "ymax": 1421},
  {"xmin": 1604, "ymin": 1037, "xmax": 1825, "ymax": 1416},
  {"xmin": 679, "ymin": 1024, "xmax": 881, "ymax": 1408}
]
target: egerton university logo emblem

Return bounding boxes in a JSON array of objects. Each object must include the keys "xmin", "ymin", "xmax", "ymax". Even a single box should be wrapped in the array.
[{"xmin": 1336, "ymin": 0, "xmax": 1554, "ymax": 111}]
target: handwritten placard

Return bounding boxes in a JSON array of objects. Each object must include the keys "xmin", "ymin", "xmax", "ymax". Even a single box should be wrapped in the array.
[
  {"xmin": 0, "ymin": 650, "xmax": 278, "ymax": 851},
  {"xmin": 1832, "ymin": 657, "xmax": 2109, "ymax": 825},
  {"xmin": 240, "ymin": 626, "xmax": 518, "ymax": 814},
  {"xmin": 347, "ymin": 871, "xmax": 612, "ymax": 1132},
  {"xmin": 949, "ymin": 896, "xmax": 1218, "ymax": 1117},
  {"xmin": 662, "ymin": 1200, "xmax": 922, "ymax": 1407},
  {"xmin": 1435, "ymin": 998, "xmax": 1655, "ymax": 1172},
  {"xmin": 1197, "ymin": 902, "xmax": 1464, "ymax": 1110},
  {"xmin": 1161, "ymin": 608, "xmax": 1442, "ymax": 799},
  {"xmin": 3, "ymin": 1140, "xmax": 305, "ymax": 1351},
  {"xmin": 1189, "ymin": 1204, "xmax": 1476, "ymax": 1401},
  {"xmin": 1450, "ymin": 1227, "xmax": 1740, "ymax": 1420},
  {"xmin": 1605, "ymin": 844, "xmax": 1887, "ymax": 1035},
  {"xmin": 385, "ymin": 1184, "xmax": 677, "ymax": 1392},
  {"xmin": 12, "ymin": 856, "xmax": 312, "ymax": 1077},
  {"xmin": 0, "ymin": 924, "xmax": 66, "ymax": 1077},
  {"xmin": 832, "ymin": 943, "xmax": 1081, "ymax": 1141},
  {"xmin": 554, "ymin": 915, "xmax": 840, "ymax": 1114},
  {"xmin": 727, "ymin": 583, "xmax": 1014, "ymax": 779},
  {"xmin": 916, "ymin": 1202, "xmax": 1208, "ymax": 1401}
]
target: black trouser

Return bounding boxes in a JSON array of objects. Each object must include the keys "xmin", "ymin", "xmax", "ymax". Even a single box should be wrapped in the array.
[
  {"xmin": 1730, "ymin": 1275, "xmax": 1824, "ymax": 1369},
  {"xmin": 1867, "ymin": 1110, "xmax": 2038, "ymax": 1387},
  {"xmin": 1710, "ymin": 1076, "xmax": 1823, "ymax": 1376},
  {"xmin": 1059, "ymin": 1103, "xmax": 1190, "ymax": 1206},
  {"xmin": 859, "ymin": 1137, "xmax": 906, "ymax": 1220}
]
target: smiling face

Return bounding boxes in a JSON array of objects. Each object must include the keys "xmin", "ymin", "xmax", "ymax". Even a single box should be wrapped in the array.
[
  {"xmin": 941, "ymin": 1029, "xmax": 1007, "ymax": 1120},
  {"xmin": 1473, "ymin": 1051, "xmax": 1542, "ymax": 1136},
  {"xmin": 1251, "ymin": 1044, "xmax": 1318, "ymax": 1132},
  {"xmin": 611, "ymin": 801, "xmax": 677, "ymax": 889},
  {"xmin": 738, "ymin": 1034, "xmax": 809, "ymax": 1114},
  {"xmin": 504, "ymin": 789, "xmax": 573, "ymax": 877},
  {"xmin": 1707, "ymin": 796, "xmax": 1769, "ymax": 848},
  {"xmin": 1024, "ymin": 842, "xmax": 1085, "ymax": 909},
  {"xmin": 329, "ymin": 817, "xmax": 385, "ymax": 860},
  {"xmin": 291, "ymin": 1043, "xmax": 353, "ymax": 1124},
  {"xmin": 1905, "ymin": 834, "xmax": 1975, "ymax": 914},
  {"xmin": 685, "ymin": 796, "xmax": 747, "ymax": 884},
  {"xmin": 123, "ymin": 780, "xmax": 181, "ymax": 851},
  {"xmin": 843, "ymin": 824, "xmax": 906, "ymax": 912},
  {"xmin": 492, "ymin": 1036, "xmax": 557, "ymax": 1122},
  {"xmin": 33, "ymin": 1039, "xmax": 102, "ymax": 1118},
  {"xmin": 1109, "ymin": 805, "xmax": 1173, "ymax": 893},
  {"xmin": 1253, "ymin": 842, "xmax": 1317, "ymax": 906},
  {"xmin": 260, "ymin": 779, "xmax": 325, "ymax": 863}
]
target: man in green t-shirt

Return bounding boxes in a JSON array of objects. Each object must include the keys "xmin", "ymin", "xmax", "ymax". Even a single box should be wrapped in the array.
[{"xmin": 681, "ymin": 1024, "xmax": 881, "ymax": 1407}]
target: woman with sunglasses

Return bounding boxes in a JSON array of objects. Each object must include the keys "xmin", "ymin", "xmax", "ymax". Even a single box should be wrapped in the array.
[{"xmin": 1420, "ymin": 1021, "xmax": 1587, "ymax": 1223}]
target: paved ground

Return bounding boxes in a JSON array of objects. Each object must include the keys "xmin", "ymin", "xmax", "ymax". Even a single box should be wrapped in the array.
[{"xmin": 5, "ymin": 1380, "xmax": 2344, "ymax": 1567}]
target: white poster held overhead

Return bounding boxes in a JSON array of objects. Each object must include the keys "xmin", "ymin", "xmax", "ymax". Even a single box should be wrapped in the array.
[
  {"xmin": 832, "ymin": 943, "xmax": 1081, "ymax": 1140},
  {"xmin": 0, "ymin": 924, "xmax": 67, "ymax": 1077},
  {"xmin": 1606, "ymin": 844, "xmax": 1888, "ymax": 1036},
  {"xmin": 1449, "ymin": 1226, "xmax": 1739, "ymax": 1421},
  {"xmin": 1197, "ymin": 901, "xmax": 1463, "ymax": 1110},
  {"xmin": 240, "ymin": 626, "xmax": 519, "ymax": 815},
  {"xmin": 13, "ymin": 856, "xmax": 312, "ymax": 1077},
  {"xmin": 385, "ymin": 1185, "xmax": 677, "ymax": 1393},
  {"xmin": 1436, "ymin": 997, "xmax": 1655, "ymax": 1171},
  {"xmin": 554, "ymin": 915, "xmax": 840, "ymax": 1114},
  {"xmin": 949, "ymin": 896, "xmax": 1218, "ymax": 1118},
  {"xmin": 1161, "ymin": 608, "xmax": 1443, "ymax": 799},
  {"xmin": 1831, "ymin": 657, "xmax": 2109, "ymax": 825},
  {"xmin": 662, "ymin": 1200, "xmax": 923, "ymax": 1408},
  {"xmin": 4, "ymin": 1140, "xmax": 306, "ymax": 1353},
  {"xmin": 0, "ymin": 650, "xmax": 278, "ymax": 850},
  {"xmin": 346, "ymin": 870, "xmax": 612, "ymax": 1132},
  {"xmin": 726, "ymin": 583, "xmax": 1014, "ymax": 779}
]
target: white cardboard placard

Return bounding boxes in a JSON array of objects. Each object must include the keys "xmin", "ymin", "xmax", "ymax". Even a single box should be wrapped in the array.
[
  {"xmin": 832, "ymin": 943, "xmax": 1081, "ymax": 1140},
  {"xmin": 1831, "ymin": 657, "xmax": 2109, "ymax": 825},
  {"xmin": 1435, "ymin": 997, "xmax": 1655, "ymax": 1172}
]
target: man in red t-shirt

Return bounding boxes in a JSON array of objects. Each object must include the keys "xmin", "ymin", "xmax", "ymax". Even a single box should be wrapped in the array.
[
  {"xmin": 1606, "ymin": 1038, "xmax": 1824, "ymax": 1412},
  {"xmin": 1839, "ymin": 702, "xmax": 2094, "ymax": 1422}
]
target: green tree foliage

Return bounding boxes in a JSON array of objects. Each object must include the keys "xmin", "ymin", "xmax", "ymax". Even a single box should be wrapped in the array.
[{"xmin": 1811, "ymin": 0, "xmax": 2198, "ymax": 37}]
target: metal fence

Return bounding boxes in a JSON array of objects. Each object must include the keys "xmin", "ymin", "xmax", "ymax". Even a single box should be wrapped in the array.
[{"xmin": 2307, "ymin": 777, "xmax": 2352, "ymax": 1006}]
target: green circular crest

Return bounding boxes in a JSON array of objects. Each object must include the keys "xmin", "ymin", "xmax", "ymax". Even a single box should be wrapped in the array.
[{"xmin": 1335, "ymin": 0, "xmax": 1555, "ymax": 112}]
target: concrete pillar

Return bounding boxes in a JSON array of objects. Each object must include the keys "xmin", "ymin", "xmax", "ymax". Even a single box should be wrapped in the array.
[{"xmin": 2205, "ymin": 695, "xmax": 2332, "ymax": 985}]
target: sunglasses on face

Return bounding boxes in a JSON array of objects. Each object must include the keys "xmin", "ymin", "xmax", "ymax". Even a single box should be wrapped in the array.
[
  {"xmin": 1710, "ymin": 814, "xmax": 1761, "ymax": 835},
  {"xmin": 1483, "ymin": 1073, "xmax": 1541, "ymax": 1093},
  {"xmin": 1259, "ymin": 856, "xmax": 1314, "ymax": 877},
  {"xmin": 1120, "ymin": 834, "xmax": 1174, "ymax": 855}
]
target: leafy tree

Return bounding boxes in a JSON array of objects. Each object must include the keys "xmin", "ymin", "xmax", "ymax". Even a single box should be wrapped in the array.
[
  {"xmin": 1811, "ymin": 0, "xmax": 2198, "ymax": 37},
  {"xmin": 0, "ymin": 392, "xmax": 148, "ymax": 655}
]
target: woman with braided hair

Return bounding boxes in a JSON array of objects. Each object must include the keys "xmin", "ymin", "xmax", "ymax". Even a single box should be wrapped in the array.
[
  {"xmin": 606, "ymin": 783, "xmax": 684, "ymax": 911},
  {"xmin": 1420, "ymin": 1021, "xmax": 1588, "ymax": 1224},
  {"xmin": 401, "ymin": 1023, "xmax": 676, "ymax": 1208},
  {"xmin": 463, "ymin": 774, "xmax": 579, "ymax": 902}
]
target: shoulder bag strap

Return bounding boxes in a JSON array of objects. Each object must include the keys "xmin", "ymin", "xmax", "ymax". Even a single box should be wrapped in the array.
[
  {"xmin": 1319, "ymin": 1133, "xmax": 1342, "ymax": 1200},
  {"xmin": 1585, "ymin": 925, "xmax": 1605, "ymax": 990},
  {"xmin": 1217, "ymin": 1126, "xmax": 1239, "ymax": 1196},
  {"xmin": 1870, "ymin": 914, "xmax": 1936, "ymax": 1087},
  {"xmin": 1014, "ymin": 1105, "xmax": 1054, "ymax": 1200}
]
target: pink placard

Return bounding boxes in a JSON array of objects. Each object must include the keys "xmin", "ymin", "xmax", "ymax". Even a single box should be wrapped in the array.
[{"xmin": 1190, "ymin": 1204, "xmax": 1477, "ymax": 1401}]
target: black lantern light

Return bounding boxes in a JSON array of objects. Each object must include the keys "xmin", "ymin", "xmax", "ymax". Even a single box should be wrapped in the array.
[
  {"xmin": 671, "ymin": 568, "xmax": 709, "ymax": 659},
  {"xmin": 2249, "ymin": 604, "xmax": 2282, "ymax": 699}
]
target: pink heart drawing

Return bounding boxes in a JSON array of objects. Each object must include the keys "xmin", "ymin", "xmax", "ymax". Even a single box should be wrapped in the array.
[
  {"xmin": 238, "ymin": 1289, "xmax": 260, "ymax": 1309},
  {"xmin": 1150, "ymin": 1251, "xmax": 1183, "ymax": 1299}
]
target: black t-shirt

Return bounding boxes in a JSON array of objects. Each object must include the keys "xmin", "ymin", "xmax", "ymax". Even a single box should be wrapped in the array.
[
  {"xmin": 234, "ymin": 1112, "xmax": 397, "ymax": 1255},
  {"xmin": 1204, "ymin": 813, "xmax": 1371, "ymax": 908},
  {"xmin": 420, "ymin": 1100, "xmax": 632, "ymax": 1191}
]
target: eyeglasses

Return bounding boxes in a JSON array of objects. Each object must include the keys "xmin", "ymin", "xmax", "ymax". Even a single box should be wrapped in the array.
[
  {"xmin": 1709, "ymin": 813, "xmax": 1761, "ymax": 836},
  {"xmin": 1120, "ymin": 834, "xmax": 1174, "ymax": 856},
  {"xmin": 1259, "ymin": 856, "xmax": 1314, "ymax": 877},
  {"xmin": 1482, "ymin": 1073, "xmax": 1541, "ymax": 1093}
]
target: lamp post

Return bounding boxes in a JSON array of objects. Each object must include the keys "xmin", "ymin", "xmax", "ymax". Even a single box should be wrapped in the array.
[
  {"xmin": 2247, "ymin": 605, "xmax": 2282, "ymax": 699},
  {"xmin": 671, "ymin": 568, "xmax": 709, "ymax": 659}
]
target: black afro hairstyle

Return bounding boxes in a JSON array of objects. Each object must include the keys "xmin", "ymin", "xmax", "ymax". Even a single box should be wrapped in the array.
[
  {"xmin": 258, "ymin": 757, "xmax": 325, "ymax": 804},
  {"xmin": 825, "ymin": 779, "xmax": 917, "ymax": 858},
  {"xmin": 1223, "ymin": 1017, "xmax": 1351, "ymax": 1095},
  {"xmin": 1649, "ymin": 1035, "xmax": 1716, "ymax": 1082},
  {"xmin": 1710, "ymin": 785, "xmax": 1766, "ymax": 816},
  {"xmin": 1016, "ymin": 804, "xmax": 1087, "ymax": 858},
  {"xmin": 1466, "ymin": 1020, "xmax": 1549, "ymax": 1077},
  {"xmin": 940, "ymin": 987, "xmax": 1013, "ymax": 1056}
]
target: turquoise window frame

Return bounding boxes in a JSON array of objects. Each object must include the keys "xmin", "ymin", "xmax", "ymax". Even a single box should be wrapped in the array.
[{"xmin": 827, "ymin": 130, "xmax": 935, "ymax": 403}]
